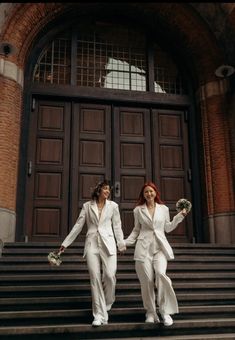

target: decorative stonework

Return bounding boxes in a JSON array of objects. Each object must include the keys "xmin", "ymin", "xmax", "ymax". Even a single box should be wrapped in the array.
[
  {"xmin": 0, "ymin": 57, "xmax": 23, "ymax": 86},
  {"xmin": 0, "ymin": 207, "xmax": 16, "ymax": 243},
  {"xmin": 197, "ymin": 78, "xmax": 229, "ymax": 101}
]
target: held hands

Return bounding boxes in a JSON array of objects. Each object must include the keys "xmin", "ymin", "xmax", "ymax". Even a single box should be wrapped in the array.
[
  {"xmin": 118, "ymin": 245, "xmax": 126, "ymax": 253},
  {"xmin": 118, "ymin": 241, "xmax": 127, "ymax": 255}
]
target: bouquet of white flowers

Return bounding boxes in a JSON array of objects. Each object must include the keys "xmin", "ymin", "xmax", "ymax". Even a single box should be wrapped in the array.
[
  {"xmin": 48, "ymin": 250, "xmax": 63, "ymax": 266},
  {"xmin": 176, "ymin": 198, "xmax": 192, "ymax": 213}
]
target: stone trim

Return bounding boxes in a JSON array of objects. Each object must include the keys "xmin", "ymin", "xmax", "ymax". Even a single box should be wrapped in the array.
[
  {"xmin": 207, "ymin": 212, "xmax": 235, "ymax": 244},
  {"xmin": 196, "ymin": 78, "xmax": 229, "ymax": 102},
  {"xmin": 0, "ymin": 57, "xmax": 23, "ymax": 87},
  {"xmin": 0, "ymin": 207, "xmax": 16, "ymax": 243}
]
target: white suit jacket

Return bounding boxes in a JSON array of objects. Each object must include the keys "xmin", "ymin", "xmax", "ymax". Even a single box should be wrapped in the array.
[
  {"xmin": 125, "ymin": 203, "xmax": 184, "ymax": 261},
  {"xmin": 62, "ymin": 200, "xmax": 125, "ymax": 256}
]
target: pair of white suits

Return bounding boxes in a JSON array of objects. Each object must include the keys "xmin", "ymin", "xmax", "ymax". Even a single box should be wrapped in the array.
[
  {"xmin": 125, "ymin": 203, "xmax": 184, "ymax": 318},
  {"xmin": 62, "ymin": 199, "xmax": 125, "ymax": 323}
]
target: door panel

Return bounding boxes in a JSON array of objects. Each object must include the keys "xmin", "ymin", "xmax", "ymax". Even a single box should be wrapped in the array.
[
  {"xmin": 24, "ymin": 101, "xmax": 71, "ymax": 241},
  {"xmin": 152, "ymin": 109, "xmax": 193, "ymax": 242},
  {"xmin": 113, "ymin": 107, "xmax": 152, "ymax": 236},
  {"xmin": 69, "ymin": 103, "xmax": 112, "ymax": 236}
]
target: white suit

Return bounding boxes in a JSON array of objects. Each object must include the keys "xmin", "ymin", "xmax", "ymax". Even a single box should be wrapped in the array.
[
  {"xmin": 62, "ymin": 199, "xmax": 125, "ymax": 323},
  {"xmin": 125, "ymin": 203, "xmax": 184, "ymax": 318}
]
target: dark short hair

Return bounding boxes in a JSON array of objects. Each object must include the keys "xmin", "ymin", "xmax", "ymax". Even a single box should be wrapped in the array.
[{"xmin": 91, "ymin": 179, "xmax": 111, "ymax": 201}]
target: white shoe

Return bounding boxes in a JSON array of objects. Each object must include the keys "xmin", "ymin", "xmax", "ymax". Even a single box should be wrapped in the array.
[
  {"xmin": 145, "ymin": 314, "xmax": 160, "ymax": 323},
  {"xmin": 106, "ymin": 304, "xmax": 112, "ymax": 311},
  {"xmin": 92, "ymin": 319, "xmax": 107, "ymax": 327},
  {"xmin": 162, "ymin": 314, "xmax": 173, "ymax": 326}
]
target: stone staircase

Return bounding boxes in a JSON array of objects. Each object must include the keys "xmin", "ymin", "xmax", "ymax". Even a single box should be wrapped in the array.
[{"xmin": 0, "ymin": 242, "xmax": 235, "ymax": 339}]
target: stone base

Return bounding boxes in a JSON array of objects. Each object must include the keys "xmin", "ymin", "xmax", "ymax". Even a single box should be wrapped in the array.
[
  {"xmin": 207, "ymin": 212, "xmax": 235, "ymax": 243},
  {"xmin": 0, "ymin": 207, "xmax": 16, "ymax": 243}
]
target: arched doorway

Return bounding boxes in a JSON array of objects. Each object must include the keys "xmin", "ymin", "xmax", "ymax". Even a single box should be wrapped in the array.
[{"xmin": 21, "ymin": 17, "xmax": 198, "ymax": 243}]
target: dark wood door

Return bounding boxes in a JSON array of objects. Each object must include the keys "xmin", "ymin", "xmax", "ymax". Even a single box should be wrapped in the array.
[
  {"xmin": 24, "ymin": 100, "xmax": 71, "ymax": 241},
  {"xmin": 113, "ymin": 106, "xmax": 152, "ymax": 236},
  {"xmin": 24, "ymin": 100, "xmax": 193, "ymax": 242},
  {"xmin": 152, "ymin": 109, "xmax": 193, "ymax": 242}
]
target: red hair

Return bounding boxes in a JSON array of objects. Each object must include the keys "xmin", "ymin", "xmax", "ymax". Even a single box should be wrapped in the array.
[{"xmin": 135, "ymin": 181, "xmax": 164, "ymax": 206}]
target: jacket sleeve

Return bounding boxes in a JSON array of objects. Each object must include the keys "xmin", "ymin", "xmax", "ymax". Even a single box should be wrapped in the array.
[
  {"xmin": 164, "ymin": 206, "xmax": 185, "ymax": 233},
  {"xmin": 61, "ymin": 204, "xmax": 86, "ymax": 248},
  {"xmin": 112, "ymin": 203, "xmax": 125, "ymax": 250},
  {"xmin": 124, "ymin": 208, "xmax": 141, "ymax": 246}
]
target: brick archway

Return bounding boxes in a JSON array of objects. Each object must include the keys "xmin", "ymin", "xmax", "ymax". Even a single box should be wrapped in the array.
[{"xmin": 0, "ymin": 3, "xmax": 234, "ymax": 243}]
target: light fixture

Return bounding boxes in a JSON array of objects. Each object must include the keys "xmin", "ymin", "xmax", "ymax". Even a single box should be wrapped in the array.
[
  {"xmin": 215, "ymin": 64, "xmax": 235, "ymax": 78},
  {"xmin": 0, "ymin": 42, "xmax": 17, "ymax": 57}
]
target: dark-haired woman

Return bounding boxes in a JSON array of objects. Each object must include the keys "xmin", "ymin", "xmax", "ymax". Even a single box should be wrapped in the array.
[
  {"xmin": 58, "ymin": 180, "xmax": 126, "ymax": 327},
  {"xmin": 124, "ymin": 182, "xmax": 187, "ymax": 326}
]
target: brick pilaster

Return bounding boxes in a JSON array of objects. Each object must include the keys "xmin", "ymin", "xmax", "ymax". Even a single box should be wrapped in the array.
[{"xmin": 198, "ymin": 79, "xmax": 235, "ymax": 243}]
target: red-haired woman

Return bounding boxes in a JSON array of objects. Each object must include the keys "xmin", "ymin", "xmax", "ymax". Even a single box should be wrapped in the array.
[{"xmin": 124, "ymin": 182, "xmax": 187, "ymax": 326}]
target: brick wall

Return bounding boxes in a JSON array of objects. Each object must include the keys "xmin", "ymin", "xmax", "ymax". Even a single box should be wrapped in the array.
[{"xmin": 0, "ymin": 75, "xmax": 22, "ymax": 210}]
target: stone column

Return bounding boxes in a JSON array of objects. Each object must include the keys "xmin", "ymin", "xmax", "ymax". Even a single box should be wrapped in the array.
[
  {"xmin": 0, "ymin": 57, "xmax": 23, "ymax": 242},
  {"xmin": 198, "ymin": 78, "xmax": 235, "ymax": 243}
]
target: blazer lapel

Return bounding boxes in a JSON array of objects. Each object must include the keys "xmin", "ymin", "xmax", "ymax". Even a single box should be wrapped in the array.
[
  {"xmin": 153, "ymin": 203, "xmax": 163, "ymax": 224},
  {"xmin": 90, "ymin": 200, "xmax": 99, "ymax": 222},
  {"xmin": 141, "ymin": 204, "xmax": 152, "ymax": 222}
]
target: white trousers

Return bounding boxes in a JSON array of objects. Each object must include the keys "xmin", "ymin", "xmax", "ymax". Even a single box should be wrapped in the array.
[
  {"xmin": 86, "ymin": 234, "xmax": 117, "ymax": 323},
  {"xmin": 135, "ymin": 248, "xmax": 178, "ymax": 318}
]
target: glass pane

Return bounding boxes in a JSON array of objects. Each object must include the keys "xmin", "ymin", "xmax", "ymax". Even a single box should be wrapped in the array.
[
  {"xmin": 33, "ymin": 34, "xmax": 71, "ymax": 84},
  {"xmin": 76, "ymin": 23, "xmax": 147, "ymax": 91},
  {"xmin": 153, "ymin": 44, "xmax": 186, "ymax": 95},
  {"xmin": 32, "ymin": 23, "xmax": 187, "ymax": 95}
]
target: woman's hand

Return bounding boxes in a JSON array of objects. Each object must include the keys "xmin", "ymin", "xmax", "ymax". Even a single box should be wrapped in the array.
[
  {"xmin": 181, "ymin": 208, "xmax": 187, "ymax": 217},
  {"xmin": 58, "ymin": 246, "xmax": 65, "ymax": 255}
]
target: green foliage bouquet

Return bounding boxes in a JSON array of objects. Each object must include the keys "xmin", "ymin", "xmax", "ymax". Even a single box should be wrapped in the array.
[
  {"xmin": 48, "ymin": 251, "xmax": 62, "ymax": 266},
  {"xmin": 176, "ymin": 198, "xmax": 192, "ymax": 213}
]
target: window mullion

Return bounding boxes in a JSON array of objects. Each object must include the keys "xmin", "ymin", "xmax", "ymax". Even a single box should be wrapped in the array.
[
  {"xmin": 71, "ymin": 30, "xmax": 77, "ymax": 86},
  {"xmin": 147, "ymin": 38, "xmax": 155, "ymax": 92}
]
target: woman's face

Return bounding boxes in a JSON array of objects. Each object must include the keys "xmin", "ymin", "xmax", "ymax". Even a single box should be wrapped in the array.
[
  {"xmin": 143, "ymin": 186, "xmax": 156, "ymax": 203},
  {"xmin": 99, "ymin": 185, "xmax": 110, "ymax": 200}
]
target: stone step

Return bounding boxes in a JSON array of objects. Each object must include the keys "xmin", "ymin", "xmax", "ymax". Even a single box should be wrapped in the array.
[
  {"xmin": 2, "ymin": 248, "xmax": 235, "ymax": 258},
  {"xmin": 1, "ymin": 242, "xmax": 234, "ymax": 339},
  {"xmin": 0, "ymin": 281, "xmax": 235, "ymax": 296},
  {"xmin": 3, "ymin": 242, "xmax": 235, "ymax": 248},
  {"xmin": 3, "ymin": 247, "xmax": 235, "ymax": 255},
  {"xmin": 0, "ymin": 318, "xmax": 235, "ymax": 339},
  {"xmin": 1, "ymin": 255, "xmax": 235, "ymax": 263},
  {"xmin": 0, "ymin": 305, "xmax": 234, "ymax": 322},
  {"xmin": 0, "ymin": 292, "xmax": 234, "ymax": 310},
  {"xmin": 0, "ymin": 263, "xmax": 235, "ymax": 272},
  {"xmin": 106, "ymin": 335, "xmax": 235, "ymax": 340},
  {"xmin": 1, "ymin": 271, "xmax": 235, "ymax": 284}
]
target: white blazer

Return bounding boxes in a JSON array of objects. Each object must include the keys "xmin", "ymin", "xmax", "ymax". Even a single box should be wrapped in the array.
[
  {"xmin": 62, "ymin": 200, "xmax": 125, "ymax": 257},
  {"xmin": 125, "ymin": 203, "xmax": 184, "ymax": 261}
]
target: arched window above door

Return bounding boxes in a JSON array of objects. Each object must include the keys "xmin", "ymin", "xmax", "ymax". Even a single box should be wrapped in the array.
[{"xmin": 33, "ymin": 22, "xmax": 187, "ymax": 95}]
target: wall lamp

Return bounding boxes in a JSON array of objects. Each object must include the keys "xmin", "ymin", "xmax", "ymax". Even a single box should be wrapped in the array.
[
  {"xmin": 215, "ymin": 64, "xmax": 235, "ymax": 78},
  {"xmin": 0, "ymin": 42, "xmax": 17, "ymax": 57}
]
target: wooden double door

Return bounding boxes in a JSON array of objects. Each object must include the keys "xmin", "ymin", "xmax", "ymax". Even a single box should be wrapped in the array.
[{"xmin": 24, "ymin": 99, "xmax": 193, "ymax": 242}]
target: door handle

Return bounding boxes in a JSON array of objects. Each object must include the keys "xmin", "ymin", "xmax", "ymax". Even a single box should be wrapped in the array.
[
  {"xmin": 114, "ymin": 181, "xmax": 121, "ymax": 198},
  {"xmin": 27, "ymin": 161, "xmax": 33, "ymax": 176}
]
